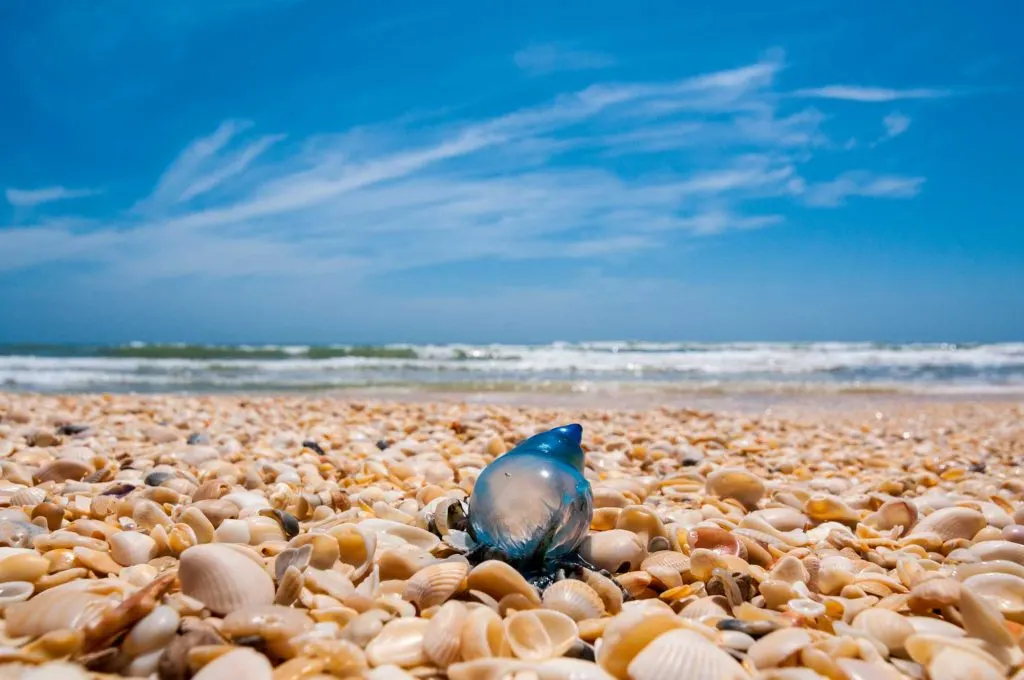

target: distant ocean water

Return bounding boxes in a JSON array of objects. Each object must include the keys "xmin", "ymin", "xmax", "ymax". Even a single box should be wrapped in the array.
[{"xmin": 2, "ymin": 342, "xmax": 1023, "ymax": 396}]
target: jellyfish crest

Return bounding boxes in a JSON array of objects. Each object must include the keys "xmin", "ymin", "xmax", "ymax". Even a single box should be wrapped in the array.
[{"xmin": 510, "ymin": 423, "xmax": 585, "ymax": 472}]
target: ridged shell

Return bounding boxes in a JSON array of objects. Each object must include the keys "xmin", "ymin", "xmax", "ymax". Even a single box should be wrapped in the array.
[
  {"xmin": 627, "ymin": 629, "xmax": 750, "ymax": 680},
  {"xmin": 746, "ymin": 628, "xmax": 812, "ymax": 669},
  {"xmin": 705, "ymin": 469, "xmax": 765, "ymax": 509},
  {"xmin": 504, "ymin": 609, "xmax": 578, "ymax": 661},
  {"xmin": 3, "ymin": 581, "xmax": 109, "ymax": 637},
  {"xmin": 467, "ymin": 560, "xmax": 541, "ymax": 606},
  {"xmin": 912, "ymin": 507, "xmax": 986, "ymax": 542},
  {"xmin": 851, "ymin": 608, "xmax": 914, "ymax": 656},
  {"xmin": 423, "ymin": 600, "xmax": 468, "ymax": 668},
  {"xmin": 403, "ymin": 560, "xmax": 469, "ymax": 609},
  {"xmin": 542, "ymin": 579, "xmax": 605, "ymax": 621},
  {"xmin": 460, "ymin": 605, "xmax": 508, "ymax": 660},
  {"xmin": 596, "ymin": 609, "xmax": 684, "ymax": 679},
  {"xmin": 365, "ymin": 617, "xmax": 430, "ymax": 668},
  {"xmin": 192, "ymin": 648, "xmax": 272, "ymax": 680},
  {"xmin": 680, "ymin": 596, "xmax": 730, "ymax": 622},
  {"xmin": 10, "ymin": 487, "xmax": 46, "ymax": 507},
  {"xmin": 178, "ymin": 544, "xmax": 274, "ymax": 615},
  {"xmin": 578, "ymin": 530, "xmax": 646, "ymax": 574}
]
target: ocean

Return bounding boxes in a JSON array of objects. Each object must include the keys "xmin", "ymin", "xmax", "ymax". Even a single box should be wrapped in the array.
[{"xmin": 1, "ymin": 342, "xmax": 1023, "ymax": 396}]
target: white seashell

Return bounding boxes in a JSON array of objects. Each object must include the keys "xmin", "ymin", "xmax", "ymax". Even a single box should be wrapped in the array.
[
  {"xmin": 448, "ymin": 659, "xmax": 529, "ymax": 680},
  {"xmin": 928, "ymin": 648, "xmax": 1003, "ymax": 680},
  {"xmin": 504, "ymin": 609, "xmax": 578, "ymax": 661},
  {"xmin": 705, "ymin": 468, "xmax": 765, "ymax": 509},
  {"xmin": 0, "ymin": 580, "xmax": 33, "ymax": 608},
  {"xmin": 969, "ymin": 540, "xmax": 1024, "ymax": 565},
  {"xmin": 423, "ymin": 600, "xmax": 468, "ymax": 668},
  {"xmin": 911, "ymin": 507, "xmax": 987, "ymax": 542},
  {"xmin": 178, "ymin": 544, "xmax": 274, "ymax": 615},
  {"xmin": 3, "ymin": 581, "xmax": 109, "ymax": 637},
  {"xmin": 20, "ymin": 663, "xmax": 91, "ymax": 680},
  {"xmin": 460, "ymin": 605, "xmax": 509, "ymax": 660},
  {"xmin": 365, "ymin": 617, "xmax": 430, "ymax": 668},
  {"xmin": 542, "ymin": 579, "xmax": 605, "ymax": 621},
  {"xmin": 122, "ymin": 604, "xmax": 180, "ymax": 657},
  {"xmin": 192, "ymin": 648, "xmax": 272, "ymax": 680},
  {"xmin": 358, "ymin": 519, "xmax": 440, "ymax": 550},
  {"xmin": 536, "ymin": 658, "xmax": 615, "ymax": 680},
  {"xmin": 746, "ymin": 628, "xmax": 812, "ymax": 669},
  {"xmin": 109, "ymin": 531, "xmax": 158, "ymax": 567},
  {"xmin": 10, "ymin": 487, "xmax": 46, "ymax": 507},
  {"xmin": 851, "ymin": 608, "xmax": 914, "ymax": 656},
  {"xmin": 214, "ymin": 518, "xmax": 251, "ymax": 544},
  {"xmin": 627, "ymin": 629, "xmax": 750, "ymax": 680},
  {"xmin": 962, "ymin": 572, "xmax": 1024, "ymax": 622},
  {"xmin": 578, "ymin": 530, "xmax": 646, "ymax": 574},
  {"xmin": 467, "ymin": 560, "xmax": 542, "ymax": 606},
  {"xmin": 596, "ymin": 609, "xmax": 683, "ymax": 678}
]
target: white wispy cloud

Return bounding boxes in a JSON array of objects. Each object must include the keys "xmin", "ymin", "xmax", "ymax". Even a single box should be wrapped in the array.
[
  {"xmin": 793, "ymin": 85, "xmax": 951, "ymax": 102},
  {"xmin": 1, "ymin": 53, "xmax": 938, "ymax": 281},
  {"xmin": 514, "ymin": 43, "xmax": 616, "ymax": 75},
  {"xmin": 881, "ymin": 112, "xmax": 911, "ymax": 140},
  {"xmin": 5, "ymin": 186, "xmax": 99, "ymax": 208}
]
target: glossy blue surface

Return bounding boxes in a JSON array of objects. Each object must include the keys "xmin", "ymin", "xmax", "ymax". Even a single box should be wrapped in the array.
[{"xmin": 468, "ymin": 423, "xmax": 593, "ymax": 563}]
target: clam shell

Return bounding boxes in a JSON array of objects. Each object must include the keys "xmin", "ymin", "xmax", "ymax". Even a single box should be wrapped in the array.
[
  {"xmin": 447, "ymin": 659, "xmax": 528, "ymax": 680},
  {"xmin": 746, "ymin": 628, "xmax": 812, "ymax": 669},
  {"xmin": 851, "ymin": 607, "xmax": 914, "ymax": 656},
  {"xmin": 928, "ymin": 648, "xmax": 1004, "ymax": 680},
  {"xmin": 542, "ymin": 579, "xmax": 605, "ymax": 621},
  {"xmin": 504, "ymin": 609, "xmax": 578, "ymax": 661},
  {"xmin": 804, "ymin": 494, "xmax": 860, "ymax": 524},
  {"xmin": 614, "ymin": 506, "xmax": 667, "ymax": 545},
  {"xmin": 579, "ymin": 530, "xmax": 646, "ymax": 574},
  {"xmin": 596, "ymin": 609, "xmax": 684, "ymax": 679},
  {"xmin": 3, "ymin": 581, "xmax": 110, "ymax": 637},
  {"xmin": 122, "ymin": 605, "xmax": 180, "ymax": 657},
  {"xmin": 460, "ymin": 605, "xmax": 509, "ymax": 660},
  {"xmin": 0, "ymin": 552, "xmax": 49, "ymax": 583},
  {"xmin": 744, "ymin": 508, "xmax": 808, "ymax": 532},
  {"xmin": 904, "ymin": 633, "xmax": 1006, "ymax": 674},
  {"xmin": 192, "ymin": 648, "xmax": 272, "ymax": 680},
  {"xmin": 583, "ymin": 569, "xmax": 623, "ymax": 615},
  {"xmin": 705, "ymin": 469, "xmax": 765, "ymax": 509},
  {"xmin": 222, "ymin": 604, "xmax": 314, "ymax": 658},
  {"xmin": 330, "ymin": 523, "xmax": 376, "ymax": 580},
  {"xmin": 0, "ymin": 580, "xmax": 33, "ymax": 608},
  {"xmin": 467, "ymin": 560, "xmax": 541, "ymax": 606},
  {"xmin": 179, "ymin": 544, "xmax": 274, "ymax": 615},
  {"xmin": 969, "ymin": 539, "xmax": 1024, "ymax": 565},
  {"xmin": 109, "ymin": 531, "xmax": 158, "ymax": 567},
  {"xmin": 536, "ymin": 658, "xmax": 616, "ymax": 680},
  {"xmin": 912, "ymin": 507, "xmax": 986, "ymax": 542},
  {"xmin": 365, "ymin": 617, "xmax": 430, "ymax": 668},
  {"xmin": 962, "ymin": 572, "xmax": 1024, "ymax": 622},
  {"xmin": 423, "ymin": 600, "xmax": 468, "ymax": 668},
  {"xmin": 864, "ymin": 499, "xmax": 918, "ymax": 536},
  {"xmin": 403, "ymin": 560, "xmax": 469, "ymax": 610},
  {"xmin": 627, "ymin": 629, "xmax": 750, "ymax": 680}
]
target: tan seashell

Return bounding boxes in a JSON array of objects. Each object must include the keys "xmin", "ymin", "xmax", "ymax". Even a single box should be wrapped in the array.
[
  {"xmin": 614, "ymin": 506, "xmax": 667, "ymax": 545},
  {"xmin": 903, "ymin": 633, "xmax": 1006, "ymax": 675},
  {"xmin": 963, "ymin": 572, "xmax": 1024, "ymax": 622},
  {"xmin": 447, "ymin": 658, "xmax": 528, "ymax": 680},
  {"xmin": 504, "ymin": 609, "xmax": 578, "ymax": 661},
  {"xmin": 834, "ymin": 658, "xmax": 906, "ymax": 680},
  {"xmin": 133, "ymin": 499, "xmax": 173, "ymax": 530},
  {"xmin": 122, "ymin": 604, "xmax": 180, "ymax": 657},
  {"xmin": 679, "ymin": 596, "xmax": 730, "ymax": 622},
  {"xmin": 958, "ymin": 582, "xmax": 1016, "ymax": 649},
  {"xmin": 0, "ymin": 580, "xmax": 34, "ymax": 607},
  {"xmin": 191, "ymin": 648, "xmax": 272, "ymax": 680},
  {"xmin": 907, "ymin": 577, "xmax": 961, "ymax": 613},
  {"xmin": 542, "ymin": 579, "xmax": 605, "ymax": 621},
  {"xmin": 73, "ymin": 546, "xmax": 122, "ymax": 575},
  {"xmin": 222, "ymin": 604, "xmax": 313, "ymax": 658},
  {"xmin": 330, "ymin": 523, "xmax": 376, "ymax": 580},
  {"xmin": 578, "ymin": 530, "xmax": 645, "ymax": 574},
  {"xmin": 0, "ymin": 552, "xmax": 49, "ymax": 582},
  {"xmin": 33, "ymin": 458, "xmax": 93, "ymax": 483},
  {"xmin": 705, "ymin": 468, "xmax": 765, "ymax": 510},
  {"xmin": 404, "ymin": 560, "xmax": 469, "ymax": 610},
  {"xmin": 358, "ymin": 519, "xmax": 440, "ymax": 551},
  {"xmin": 927, "ymin": 647, "xmax": 1004, "ymax": 680},
  {"xmin": 969, "ymin": 539, "xmax": 1024, "ymax": 565},
  {"xmin": 181, "ymin": 507, "xmax": 216, "ymax": 545},
  {"xmin": 288, "ymin": 532, "xmax": 340, "ymax": 570},
  {"xmin": 686, "ymin": 526, "xmax": 743, "ymax": 557},
  {"xmin": 906, "ymin": 615, "xmax": 967, "ymax": 638},
  {"xmin": 179, "ymin": 543, "xmax": 274, "ymax": 615},
  {"xmin": 616, "ymin": 571, "xmax": 654, "ymax": 599},
  {"xmin": 3, "ymin": 581, "xmax": 110, "ymax": 637},
  {"xmin": 423, "ymin": 600, "xmax": 468, "ymax": 668},
  {"xmin": 744, "ymin": 508, "xmax": 808, "ymax": 532},
  {"xmin": 911, "ymin": 507, "xmax": 987, "ymax": 542},
  {"xmin": 746, "ymin": 628, "xmax": 812, "ymax": 669},
  {"xmin": 865, "ymin": 499, "xmax": 919, "ymax": 536},
  {"xmin": 460, "ymin": 605, "xmax": 509, "ymax": 660},
  {"xmin": 768, "ymin": 556, "xmax": 809, "ymax": 584},
  {"xmin": 593, "ymin": 487, "xmax": 629, "ymax": 509},
  {"xmin": 109, "ymin": 531, "xmax": 158, "ymax": 567},
  {"xmin": 627, "ymin": 629, "xmax": 750, "ymax": 680},
  {"xmin": 596, "ymin": 609, "xmax": 684, "ymax": 679},
  {"xmin": 304, "ymin": 567, "xmax": 355, "ymax": 602},
  {"xmin": 583, "ymin": 569, "xmax": 623, "ymax": 615},
  {"xmin": 804, "ymin": 494, "xmax": 860, "ymax": 524},
  {"xmin": 467, "ymin": 560, "xmax": 541, "ymax": 606},
  {"xmin": 535, "ymin": 658, "xmax": 616, "ymax": 680},
  {"xmin": 10, "ymin": 487, "xmax": 47, "ymax": 507},
  {"xmin": 851, "ymin": 607, "xmax": 914, "ymax": 656},
  {"xmin": 275, "ymin": 564, "xmax": 304, "ymax": 606},
  {"xmin": 274, "ymin": 544, "xmax": 313, "ymax": 581},
  {"xmin": 365, "ymin": 617, "xmax": 430, "ymax": 668}
]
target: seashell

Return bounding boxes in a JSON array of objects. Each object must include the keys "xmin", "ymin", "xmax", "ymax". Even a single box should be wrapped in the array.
[
  {"xmin": 33, "ymin": 458, "xmax": 93, "ymax": 483},
  {"xmin": 907, "ymin": 577, "xmax": 961, "ymax": 613},
  {"xmin": 911, "ymin": 507, "xmax": 986, "ymax": 542},
  {"xmin": 865, "ymin": 499, "xmax": 919, "ymax": 536},
  {"xmin": 181, "ymin": 507, "xmax": 216, "ymax": 545},
  {"xmin": 214, "ymin": 518, "xmax": 251, "ymax": 544},
  {"xmin": 3, "ymin": 581, "xmax": 110, "ymax": 637},
  {"xmin": 596, "ymin": 609, "xmax": 684, "ymax": 678},
  {"xmin": 447, "ymin": 659, "xmax": 528, "ymax": 680},
  {"xmin": 0, "ymin": 552, "xmax": 49, "ymax": 582},
  {"xmin": 1002, "ymin": 524, "xmax": 1024, "ymax": 545},
  {"xmin": 746, "ymin": 628, "xmax": 812, "ymax": 669},
  {"xmin": 535, "ymin": 658, "xmax": 616, "ymax": 680},
  {"xmin": 680, "ymin": 596, "xmax": 730, "ymax": 622},
  {"xmin": 705, "ymin": 468, "xmax": 765, "ymax": 509},
  {"xmin": 0, "ymin": 580, "xmax": 33, "ymax": 607},
  {"xmin": 133, "ymin": 499, "xmax": 173, "ymax": 530},
  {"xmin": 851, "ymin": 607, "xmax": 914, "ymax": 656},
  {"xmin": 358, "ymin": 519, "xmax": 440, "ymax": 551},
  {"xmin": 192, "ymin": 648, "xmax": 272, "ymax": 680},
  {"xmin": 958, "ymin": 582, "xmax": 1016, "ymax": 649},
  {"xmin": 122, "ymin": 604, "xmax": 180, "ymax": 657},
  {"xmin": 927, "ymin": 647, "xmax": 1004, "ymax": 680},
  {"xmin": 222, "ymin": 604, "xmax": 314, "ymax": 658},
  {"xmin": 288, "ymin": 532, "xmax": 340, "ymax": 570},
  {"xmin": 109, "ymin": 531, "xmax": 158, "ymax": 567},
  {"xmin": 835, "ymin": 658, "xmax": 907, "ymax": 680},
  {"xmin": 578, "ymin": 530, "xmax": 645, "ymax": 574},
  {"xmin": 626, "ymin": 629, "xmax": 750, "ymax": 680},
  {"xmin": 903, "ymin": 633, "xmax": 1006, "ymax": 675},
  {"xmin": 686, "ymin": 526, "xmax": 743, "ymax": 557},
  {"xmin": 423, "ymin": 600, "xmax": 468, "ymax": 668},
  {"xmin": 804, "ymin": 494, "xmax": 860, "ymax": 525},
  {"xmin": 274, "ymin": 544, "xmax": 313, "ymax": 581},
  {"xmin": 583, "ymin": 569, "xmax": 623, "ymax": 615},
  {"xmin": 504, "ymin": 609, "xmax": 578, "ymax": 661},
  {"xmin": 365, "ymin": 617, "xmax": 430, "ymax": 668},
  {"xmin": 906, "ymin": 615, "xmax": 967, "ymax": 638},
  {"xmin": 304, "ymin": 568, "xmax": 355, "ymax": 602},
  {"xmin": 179, "ymin": 544, "xmax": 274, "ymax": 615},
  {"xmin": 768, "ymin": 556, "xmax": 808, "ymax": 584},
  {"xmin": 744, "ymin": 508, "xmax": 808, "ymax": 532},
  {"xmin": 460, "ymin": 605, "xmax": 509, "ymax": 660},
  {"xmin": 467, "ymin": 560, "xmax": 541, "ymax": 606},
  {"xmin": 191, "ymin": 499, "xmax": 238, "ymax": 526},
  {"xmin": 403, "ymin": 560, "xmax": 469, "ymax": 610},
  {"xmin": 73, "ymin": 546, "xmax": 122, "ymax": 575},
  {"xmin": 330, "ymin": 523, "xmax": 377, "ymax": 580},
  {"xmin": 542, "ymin": 579, "xmax": 605, "ymax": 621},
  {"xmin": 962, "ymin": 572, "xmax": 1024, "ymax": 622},
  {"xmin": 614, "ymin": 506, "xmax": 667, "ymax": 545},
  {"xmin": 10, "ymin": 487, "xmax": 47, "ymax": 507},
  {"xmin": 969, "ymin": 539, "xmax": 1024, "ymax": 565},
  {"xmin": 275, "ymin": 564, "xmax": 304, "ymax": 606}
]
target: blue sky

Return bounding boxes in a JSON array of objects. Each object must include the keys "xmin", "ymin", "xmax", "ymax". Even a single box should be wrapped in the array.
[{"xmin": 1, "ymin": 1, "xmax": 1021, "ymax": 344}]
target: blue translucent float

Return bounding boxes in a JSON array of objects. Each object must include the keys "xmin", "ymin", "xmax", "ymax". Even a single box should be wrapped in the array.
[{"xmin": 468, "ymin": 423, "xmax": 593, "ymax": 566}]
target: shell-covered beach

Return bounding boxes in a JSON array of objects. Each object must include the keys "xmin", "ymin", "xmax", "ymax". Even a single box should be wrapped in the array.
[{"xmin": 1, "ymin": 393, "xmax": 1023, "ymax": 679}]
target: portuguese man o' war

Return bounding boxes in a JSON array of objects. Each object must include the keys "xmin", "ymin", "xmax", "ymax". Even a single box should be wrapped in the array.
[{"xmin": 466, "ymin": 423, "xmax": 594, "ymax": 576}]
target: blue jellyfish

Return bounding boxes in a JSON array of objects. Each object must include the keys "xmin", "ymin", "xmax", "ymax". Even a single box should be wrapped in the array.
[{"xmin": 466, "ymin": 424, "xmax": 595, "ymax": 582}]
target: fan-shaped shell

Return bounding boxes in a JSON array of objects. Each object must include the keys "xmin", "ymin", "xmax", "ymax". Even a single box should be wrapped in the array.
[
  {"xmin": 504, "ymin": 609, "xmax": 578, "ymax": 661},
  {"xmin": 963, "ymin": 572, "xmax": 1024, "ymax": 622},
  {"xmin": 178, "ymin": 544, "xmax": 274, "ymax": 615},
  {"xmin": 596, "ymin": 609, "xmax": 684, "ymax": 679},
  {"xmin": 746, "ymin": 628, "xmax": 812, "ymax": 669},
  {"xmin": 467, "ymin": 560, "xmax": 541, "ymax": 606},
  {"xmin": 627, "ymin": 629, "xmax": 750, "ymax": 680},
  {"xmin": 403, "ymin": 560, "xmax": 469, "ymax": 610},
  {"xmin": 3, "ymin": 581, "xmax": 110, "ymax": 637},
  {"xmin": 10, "ymin": 487, "xmax": 46, "ymax": 507},
  {"xmin": 912, "ymin": 507, "xmax": 986, "ymax": 542},
  {"xmin": 460, "ymin": 604, "xmax": 508, "ymax": 660},
  {"xmin": 705, "ymin": 469, "xmax": 765, "ymax": 509},
  {"xmin": 542, "ymin": 579, "xmax": 605, "ymax": 621},
  {"xmin": 365, "ymin": 617, "xmax": 430, "ymax": 668},
  {"xmin": 423, "ymin": 600, "xmax": 468, "ymax": 668}
]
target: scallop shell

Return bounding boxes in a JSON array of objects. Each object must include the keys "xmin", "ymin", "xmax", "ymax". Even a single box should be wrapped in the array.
[
  {"xmin": 962, "ymin": 572, "xmax": 1024, "ymax": 622},
  {"xmin": 365, "ymin": 617, "xmax": 430, "ymax": 668},
  {"xmin": 627, "ymin": 629, "xmax": 750, "ymax": 680},
  {"xmin": 403, "ymin": 560, "xmax": 469, "ymax": 610},
  {"xmin": 705, "ymin": 469, "xmax": 765, "ymax": 509},
  {"xmin": 578, "ymin": 530, "xmax": 645, "ymax": 574},
  {"xmin": 535, "ymin": 658, "xmax": 616, "ymax": 680},
  {"xmin": 504, "ymin": 609, "xmax": 578, "ymax": 661},
  {"xmin": 423, "ymin": 600, "xmax": 468, "ymax": 668},
  {"xmin": 583, "ymin": 569, "xmax": 623, "ymax": 616},
  {"xmin": 460, "ymin": 605, "xmax": 509, "ymax": 660},
  {"xmin": 596, "ymin": 609, "xmax": 684, "ymax": 679},
  {"xmin": 179, "ymin": 544, "xmax": 274, "ymax": 615},
  {"xmin": 911, "ymin": 507, "xmax": 987, "ymax": 542},
  {"xmin": 191, "ymin": 648, "xmax": 272, "ymax": 680},
  {"xmin": 680, "ymin": 596, "xmax": 730, "ymax": 622},
  {"xmin": 746, "ymin": 628, "xmax": 812, "ymax": 669},
  {"xmin": 851, "ymin": 607, "xmax": 914, "ymax": 656},
  {"xmin": 467, "ymin": 560, "xmax": 541, "ymax": 606},
  {"xmin": 542, "ymin": 579, "xmax": 605, "ymax": 621},
  {"xmin": 3, "ymin": 581, "xmax": 110, "ymax": 637},
  {"xmin": 10, "ymin": 487, "xmax": 47, "ymax": 507}
]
